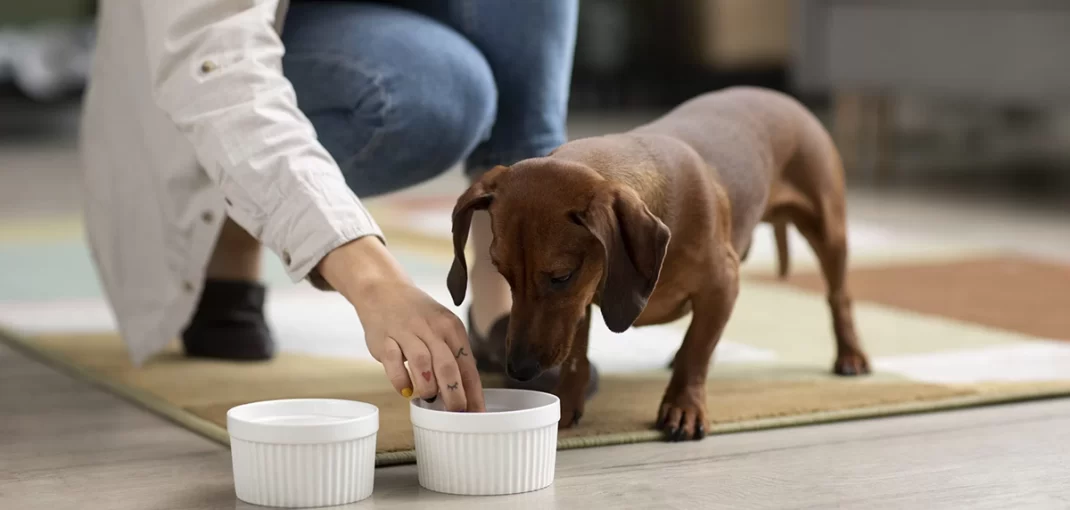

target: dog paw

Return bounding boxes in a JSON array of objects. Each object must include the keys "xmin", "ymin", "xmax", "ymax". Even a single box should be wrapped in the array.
[
  {"xmin": 559, "ymin": 390, "xmax": 585, "ymax": 428},
  {"xmin": 560, "ymin": 405, "xmax": 584, "ymax": 428},
  {"xmin": 833, "ymin": 350, "xmax": 871, "ymax": 376},
  {"xmin": 556, "ymin": 385, "xmax": 586, "ymax": 429},
  {"xmin": 656, "ymin": 387, "xmax": 708, "ymax": 441},
  {"xmin": 554, "ymin": 365, "xmax": 590, "ymax": 429}
]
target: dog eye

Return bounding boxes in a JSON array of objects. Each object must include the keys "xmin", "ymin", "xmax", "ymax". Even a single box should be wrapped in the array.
[{"xmin": 549, "ymin": 271, "xmax": 573, "ymax": 286}]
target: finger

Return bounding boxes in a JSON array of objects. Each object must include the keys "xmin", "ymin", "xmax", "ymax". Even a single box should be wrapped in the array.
[
  {"xmin": 694, "ymin": 421, "xmax": 706, "ymax": 440},
  {"xmin": 665, "ymin": 407, "xmax": 684, "ymax": 442},
  {"xmin": 436, "ymin": 313, "xmax": 486, "ymax": 412},
  {"xmin": 393, "ymin": 333, "xmax": 438, "ymax": 400},
  {"xmin": 678, "ymin": 409, "xmax": 696, "ymax": 441},
  {"xmin": 374, "ymin": 337, "xmax": 413, "ymax": 398},
  {"xmin": 656, "ymin": 403, "xmax": 670, "ymax": 430},
  {"xmin": 415, "ymin": 319, "xmax": 468, "ymax": 413}
]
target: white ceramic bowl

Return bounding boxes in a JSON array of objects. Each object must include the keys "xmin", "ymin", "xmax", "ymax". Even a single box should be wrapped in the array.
[
  {"xmin": 410, "ymin": 388, "xmax": 560, "ymax": 496},
  {"xmin": 227, "ymin": 399, "xmax": 379, "ymax": 508}
]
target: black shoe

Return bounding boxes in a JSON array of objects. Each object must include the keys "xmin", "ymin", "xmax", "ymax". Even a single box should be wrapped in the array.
[
  {"xmin": 181, "ymin": 279, "xmax": 275, "ymax": 361},
  {"xmin": 467, "ymin": 308, "xmax": 599, "ymax": 399}
]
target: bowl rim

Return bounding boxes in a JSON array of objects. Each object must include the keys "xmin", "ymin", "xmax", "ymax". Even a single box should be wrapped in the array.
[
  {"xmin": 410, "ymin": 388, "xmax": 561, "ymax": 434},
  {"xmin": 227, "ymin": 398, "xmax": 379, "ymax": 444}
]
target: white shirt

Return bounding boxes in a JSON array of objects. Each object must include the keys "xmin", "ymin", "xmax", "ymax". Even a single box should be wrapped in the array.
[{"xmin": 80, "ymin": 0, "xmax": 383, "ymax": 365}]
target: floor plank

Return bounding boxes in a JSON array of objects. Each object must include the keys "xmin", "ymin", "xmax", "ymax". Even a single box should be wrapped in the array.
[{"xmin": 4, "ymin": 343, "xmax": 1070, "ymax": 509}]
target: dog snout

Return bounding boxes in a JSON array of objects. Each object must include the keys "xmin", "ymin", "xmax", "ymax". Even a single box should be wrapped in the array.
[{"xmin": 506, "ymin": 348, "xmax": 542, "ymax": 382}]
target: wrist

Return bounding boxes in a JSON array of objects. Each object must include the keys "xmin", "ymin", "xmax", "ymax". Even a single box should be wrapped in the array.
[{"xmin": 317, "ymin": 236, "xmax": 408, "ymax": 301}]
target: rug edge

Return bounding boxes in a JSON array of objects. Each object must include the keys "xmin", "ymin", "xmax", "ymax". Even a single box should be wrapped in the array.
[
  {"xmin": 7, "ymin": 325, "xmax": 1070, "ymax": 469},
  {"xmin": 0, "ymin": 325, "xmax": 231, "ymax": 444}
]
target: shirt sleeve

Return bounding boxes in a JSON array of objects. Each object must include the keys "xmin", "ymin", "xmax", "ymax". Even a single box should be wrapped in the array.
[{"xmin": 138, "ymin": 0, "xmax": 383, "ymax": 287}]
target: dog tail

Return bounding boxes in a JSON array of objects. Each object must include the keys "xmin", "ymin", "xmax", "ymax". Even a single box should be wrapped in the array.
[{"xmin": 774, "ymin": 221, "xmax": 789, "ymax": 279}]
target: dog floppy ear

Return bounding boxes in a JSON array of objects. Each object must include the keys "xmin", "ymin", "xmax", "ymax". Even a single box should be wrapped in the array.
[
  {"xmin": 581, "ymin": 186, "xmax": 671, "ymax": 333},
  {"xmin": 447, "ymin": 166, "xmax": 509, "ymax": 306}
]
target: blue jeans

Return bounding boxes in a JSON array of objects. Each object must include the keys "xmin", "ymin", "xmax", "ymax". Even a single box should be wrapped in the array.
[{"xmin": 281, "ymin": 0, "xmax": 578, "ymax": 197}]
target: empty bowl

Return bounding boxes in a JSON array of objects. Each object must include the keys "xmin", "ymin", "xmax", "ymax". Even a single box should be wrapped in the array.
[
  {"xmin": 227, "ymin": 399, "xmax": 379, "ymax": 508},
  {"xmin": 410, "ymin": 388, "xmax": 560, "ymax": 496}
]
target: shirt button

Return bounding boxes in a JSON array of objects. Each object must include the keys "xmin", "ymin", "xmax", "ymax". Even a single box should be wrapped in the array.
[
  {"xmin": 224, "ymin": 198, "xmax": 233, "ymax": 207},
  {"xmin": 282, "ymin": 251, "xmax": 292, "ymax": 266},
  {"xmin": 182, "ymin": 281, "xmax": 195, "ymax": 292},
  {"xmin": 201, "ymin": 211, "xmax": 214, "ymax": 223},
  {"xmin": 200, "ymin": 60, "xmax": 218, "ymax": 73}
]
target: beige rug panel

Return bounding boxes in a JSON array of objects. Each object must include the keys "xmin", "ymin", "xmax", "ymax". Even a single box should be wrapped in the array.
[{"xmin": 16, "ymin": 330, "xmax": 1068, "ymax": 468}]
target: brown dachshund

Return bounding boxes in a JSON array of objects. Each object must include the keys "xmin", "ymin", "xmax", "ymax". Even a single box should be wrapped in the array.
[{"xmin": 447, "ymin": 86, "xmax": 870, "ymax": 441}]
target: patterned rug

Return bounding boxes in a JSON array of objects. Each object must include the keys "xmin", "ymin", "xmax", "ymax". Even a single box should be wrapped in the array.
[
  {"xmin": 3, "ymin": 192, "xmax": 1070, "ymax": 466},
  {"xmin": 2, "ymin": 184, "xmax": 1070, "ymax": 466}
]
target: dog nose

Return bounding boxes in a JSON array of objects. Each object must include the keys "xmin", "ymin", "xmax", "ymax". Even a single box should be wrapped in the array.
[{"xmin": 506, "ymin": 356, "xmax": 542, "ymax": 382}]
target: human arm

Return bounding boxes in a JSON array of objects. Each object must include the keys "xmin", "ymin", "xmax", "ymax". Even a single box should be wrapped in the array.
[{"xmin": 139, "ymin": 0, "xmax": 484, "ymax": 411}]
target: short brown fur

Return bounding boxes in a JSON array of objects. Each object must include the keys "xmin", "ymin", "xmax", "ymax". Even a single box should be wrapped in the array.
[{"xmin": 449, "ymin": 87, "xmax": 870, "ymax": 441}]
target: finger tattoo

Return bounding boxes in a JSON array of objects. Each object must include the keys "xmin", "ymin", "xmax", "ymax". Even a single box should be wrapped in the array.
[
  {"xmin": 454, "ymin": 347, "xmax": 467, "ymax": 359},
  {"xmin": 447, "ymin": 382, "xmax": 459, "ymax": 391}
]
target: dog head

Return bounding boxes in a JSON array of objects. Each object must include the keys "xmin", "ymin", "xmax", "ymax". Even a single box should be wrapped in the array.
[{"xmin": 448, "ymin": 159, "xmax": 670, "ymax": 382}]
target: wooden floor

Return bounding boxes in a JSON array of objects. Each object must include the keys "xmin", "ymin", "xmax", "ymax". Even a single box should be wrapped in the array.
[{"xmin": 4, "ymin": 343, "xmax": 1070, "ymax": 509}]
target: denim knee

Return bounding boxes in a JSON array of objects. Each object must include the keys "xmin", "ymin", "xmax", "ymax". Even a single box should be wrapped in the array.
[
  {"xmin": 340, "ymin": 43, "xmax": 497, "ymax": 197},
  {"xmin": 455, "ymin": 0, "xmax": 578, "ymax": 176},
  {"xmin": 283, "ymin": 3, "xmax": 498, "ymax": 198}
]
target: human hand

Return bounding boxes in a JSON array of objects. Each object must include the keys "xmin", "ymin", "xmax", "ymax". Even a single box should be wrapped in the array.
[{"xmin": 317, "ymin": 236, "xmax": 486, "ymax": 412}]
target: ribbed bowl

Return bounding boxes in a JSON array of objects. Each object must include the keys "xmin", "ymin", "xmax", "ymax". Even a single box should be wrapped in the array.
[
  {"xmin": 231, "ymin": 436, "xmax": 376, "ymax": 507},
  {"xmin": 411, "ymin": 389, "xmax": 560, "ymax": 496},
  {"xmin": 227, "ymin": 399, "xmax": 379, "ymax": 507}
]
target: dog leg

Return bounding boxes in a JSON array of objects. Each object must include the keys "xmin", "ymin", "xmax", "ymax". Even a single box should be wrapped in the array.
[
  {"xmin": 657, "ymin": 251, "xmax": 739, "ymax": 441},
  {"xmin": 796, "ymin": 209, "xmax": 870, "ymax": 376},
  {"xmin": 556, "ymin": 304, "xmax": 593, "ymax": 428}
]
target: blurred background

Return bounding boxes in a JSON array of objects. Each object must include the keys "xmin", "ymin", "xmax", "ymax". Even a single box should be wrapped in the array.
[
  {"xmin": 568, "ymin": 0, "xmax": 1070, "ymax": 207},
  {"xmin": 2, "ymin": 0, "xmax": 1069, "ymax": 270},
  {"xmin": 6, "ymin": 5, "xmax": 1070, "ymax": 505}
]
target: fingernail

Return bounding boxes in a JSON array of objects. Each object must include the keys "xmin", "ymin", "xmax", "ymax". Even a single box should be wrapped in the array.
[{"xmin": 401, "ymin": 387, "xmax": 413, "ymax": 398}]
